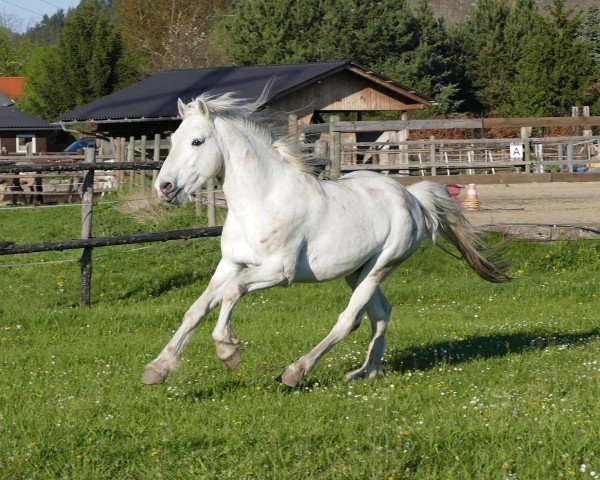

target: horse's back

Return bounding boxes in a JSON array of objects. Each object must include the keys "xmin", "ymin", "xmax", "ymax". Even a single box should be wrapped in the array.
[{"xmin": 293, "ymin": 173, "xmax": 428, "ymax": 282}]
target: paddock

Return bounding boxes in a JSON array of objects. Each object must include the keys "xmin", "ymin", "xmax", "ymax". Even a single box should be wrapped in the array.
[{"xmin": 0, "ymin": 196, "xmax": 598, "ymax": 479}]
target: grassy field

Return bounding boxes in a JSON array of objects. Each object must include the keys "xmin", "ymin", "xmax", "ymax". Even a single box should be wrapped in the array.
[{"xmin": 0, "ymin": 196, "xmax": 598, "ymax": 479}]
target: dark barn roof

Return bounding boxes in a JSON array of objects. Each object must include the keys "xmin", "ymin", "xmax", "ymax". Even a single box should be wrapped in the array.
[
  {"xmin": 0, "ymin": 106, "xmax": 55, "ymax": 130},
  {"xmin": 59, "ymin": 61, "xmax": 433, "ymax": 122}
]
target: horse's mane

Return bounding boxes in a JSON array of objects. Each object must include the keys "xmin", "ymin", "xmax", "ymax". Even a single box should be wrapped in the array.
[{"xmin": 188, "ymin": 91, "xmax": 317, "ymax": 175}]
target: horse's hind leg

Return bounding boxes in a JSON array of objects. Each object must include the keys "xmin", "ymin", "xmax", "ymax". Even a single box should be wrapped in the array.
[
  {"xmin": 344, "ymin": 287, "xmax": 391, "ymax": 381},
  {"xmin": 280, "ymin": 262, "xmax": 391, "ymax": 387}
]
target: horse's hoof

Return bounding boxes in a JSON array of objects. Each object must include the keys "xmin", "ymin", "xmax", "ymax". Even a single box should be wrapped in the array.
[
  {"xmin": 278, "ymin": 364, "xmax": 304, "ymax": 388},
  {"xmin": 344, "ymin": 366, "xmax": 380, "ymax": 382},
  {"xmin": 141, "ymin": 363, "xmax": 168, "ymax": 385},
  {"xmin": 344, "ymin": 368, "xmax": 366, "ymax": 382},
  {"xmin": 215, "ymin": 341, "xmax": 241, "ymax": 369}
]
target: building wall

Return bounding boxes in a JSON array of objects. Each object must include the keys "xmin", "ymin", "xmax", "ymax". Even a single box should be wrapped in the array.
[
  {"xmin": 0, "ymin": 77, "xmax": 25, "ymax": 99},
  {"xmin": 0, "ymin": 133, "xmax": 47, "ymax": 154},
  {"xmin": 269, "ymin": 70, "xmax": 419, "ymax": 121}
]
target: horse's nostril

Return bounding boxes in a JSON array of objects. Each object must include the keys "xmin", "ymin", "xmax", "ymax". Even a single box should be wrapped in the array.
[{"xmin": 160, "ymin": 181, "xmax": 173, "ymax": 195}]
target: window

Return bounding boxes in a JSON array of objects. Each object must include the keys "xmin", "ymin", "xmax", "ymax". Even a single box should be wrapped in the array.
[{"xmin": 16, "ymin": 134, "xmax": 36, "ymax": 154}]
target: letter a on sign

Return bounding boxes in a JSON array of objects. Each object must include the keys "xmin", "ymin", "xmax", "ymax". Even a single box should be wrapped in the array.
[{"xmin": 510, "ymin": 143, "xmax": 523, "ymax": 159}]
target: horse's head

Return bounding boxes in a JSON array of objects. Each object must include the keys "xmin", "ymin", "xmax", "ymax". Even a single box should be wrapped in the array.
[{"xmin": 155, "ymin": 97, "xmax": 224, "ymax": 204}]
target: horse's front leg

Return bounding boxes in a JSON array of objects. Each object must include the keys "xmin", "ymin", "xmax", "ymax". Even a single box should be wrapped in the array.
[
  {"xmin": 141, "ymin": 259, "xmax": 241, "ymax": 385},
  {"xmin": 212, "ymin": 261, "xmax": 288, "ymax": 369}
]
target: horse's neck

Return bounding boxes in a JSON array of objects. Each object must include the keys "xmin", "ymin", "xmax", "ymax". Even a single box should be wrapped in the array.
[{"xmin": 220, "ymin": 122, "xmax": 302, "ymax": 214}]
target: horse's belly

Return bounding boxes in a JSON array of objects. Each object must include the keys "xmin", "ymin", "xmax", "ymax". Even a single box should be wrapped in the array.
[{"xmin": 293, "ymin": 233, "xmax": 380, "ymax": 282}]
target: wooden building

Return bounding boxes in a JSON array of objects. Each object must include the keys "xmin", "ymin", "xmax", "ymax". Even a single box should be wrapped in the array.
[
  {"xmin": 58, "ymin": 61, "xmax": 433, "ymax": 137},
  {"xmin": 0, "ymin": 94, "xmax": 55, "ymax": 155}
]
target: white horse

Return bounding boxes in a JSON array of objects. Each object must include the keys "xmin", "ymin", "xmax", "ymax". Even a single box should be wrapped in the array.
[{"xmin": 142, "ymin": 93, "xmax": 509, "ymax": 387}]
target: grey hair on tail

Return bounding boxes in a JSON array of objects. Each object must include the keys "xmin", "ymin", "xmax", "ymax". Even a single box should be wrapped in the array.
[{"xmin": 408, "ymin": 181, "xmax": 510, "ymax": 283}]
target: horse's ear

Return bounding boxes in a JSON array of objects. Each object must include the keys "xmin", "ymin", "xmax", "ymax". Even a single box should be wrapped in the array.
[
  {"xmin": 177, "ymin": 98, "xmax": 188, "ymax": 118},
  {"xmin": 194, "ymin": 98, "xmax": 210, "ymax": 118}
]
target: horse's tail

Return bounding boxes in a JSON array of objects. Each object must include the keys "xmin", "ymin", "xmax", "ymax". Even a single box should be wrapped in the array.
[{"xmin": 407, "ymin": 181, "xmax": 510, "ymax": 283}]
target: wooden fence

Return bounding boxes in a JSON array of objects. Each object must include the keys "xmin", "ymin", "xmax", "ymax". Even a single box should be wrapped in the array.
[
  {"xmin": 294, "ymin": 113, "xmax": 600, "ymax": 179},
  {"xmin": 0, "ymin": 148, "xmax": 224, "ymax": 306},
  {"xmin": 2, "ymin": 111, "xmax": 600, "ymax": 306},
  {"xmin": 2, "ymin": 114, "xmax": 599, "ymax": 203}
]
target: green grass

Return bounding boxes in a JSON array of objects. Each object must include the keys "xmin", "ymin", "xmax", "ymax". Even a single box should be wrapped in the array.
[{"xmin": 0, "ymin": 196, "xmax": 598, "ymax": 479}]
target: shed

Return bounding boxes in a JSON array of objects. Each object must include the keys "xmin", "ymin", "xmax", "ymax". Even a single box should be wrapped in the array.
[
  {"xmin": 0, "ymin": 94, "xmax": 55, "ymax": 154},
  {"xmin": 58, "ymin": 60, "xmax": 433, "ymax": 137}
]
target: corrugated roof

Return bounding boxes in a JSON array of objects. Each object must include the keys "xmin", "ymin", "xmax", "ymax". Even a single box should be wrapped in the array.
[
  {"xmin": 0, "ymin": 107, "xmax": 55, "ymax": 130},
  {"xmin": 59, "ymin": 61, "xmax": 433, "ymax": 122},
  {"xmin": 0, "ymin": 93, "xmax": 14, "ymax": 107}
]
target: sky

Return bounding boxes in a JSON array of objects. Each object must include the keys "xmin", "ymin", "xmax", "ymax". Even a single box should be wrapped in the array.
[{"xmin": 0, "ymin": 0, "xmax": 80, "ymax": 33}]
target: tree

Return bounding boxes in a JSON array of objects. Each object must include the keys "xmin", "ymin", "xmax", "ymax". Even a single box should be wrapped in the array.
[
  {"xmin": 20, "ymin": 46, "xmax": 70, "ymax": 120},
  {"xmin": 117, "ymin": 0, "xmax": 229, "ymax": 73},
  {"xmin": 578, "ymin": 6, "xmax": 600, "ymax": 113},
  {"xmin": 503, "ymin": 0, "xmax": 597, "ymax": 116},
  {"xmin": 219, "ymin": 0, "xmax": 460, "ymax": 111},
  {"xmin": 382, "ymin": 0, "xmax": 463, "ymax": 113},
  {"xmin": 0, "ymin": 27, "xmax": 19, "ymax": 76},
  {"xmin": 452, "ymin": 0, "xmax": 511, "ymax": 113},
  {"xmin": 21, "ymin": 0, "xmax": 137, "ymax": 120},
  {"xmin": 19, "ymin": 10, "xmax": 67, "ymax": 45}
]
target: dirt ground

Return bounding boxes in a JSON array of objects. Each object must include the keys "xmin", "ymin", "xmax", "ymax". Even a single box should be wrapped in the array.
[{"xmin": 461, "ymin": 181, "xmax": 600, "ymax": 239}]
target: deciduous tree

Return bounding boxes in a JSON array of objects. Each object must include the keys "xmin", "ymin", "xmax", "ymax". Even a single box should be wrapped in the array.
[{"xmin": 117, "ymin": 0, "xmax": 229, "ymax": 73}]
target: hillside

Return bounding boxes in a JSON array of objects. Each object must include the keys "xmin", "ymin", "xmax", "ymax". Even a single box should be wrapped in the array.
[{"xmin": 426, "ymin": 0, "xmax": 596, "ymax": 24}]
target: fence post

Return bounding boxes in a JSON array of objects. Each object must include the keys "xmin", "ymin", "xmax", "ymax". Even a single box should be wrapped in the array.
[
  {"xmin": 566, "ymin": 143, "xmax": 574, "ymax": 173},
  {"xmin": 582, "ymin": 105, "xmax": 592, "ymax": 138},
  {"xmin": 329, "ymin": 116, "xmax": 341, "ymax": 179},
  {"xmin": 429, "ymin": 136, "xmax": 436, "ymax": 176},
  {"xmin": 80, "ymin": 147, "xmax": 95, "ymax": 307},
  {"xmin": 557, "ymin": 143, "xmax": 563, "ymax": 173},
  {"xmin": 152, "ymin": 133, "xmax": 161, "ymax": 187},
  {"xmin": 521, "ymin": 127, "xmax": 532, "ymax": 173},
  {"xmin": 119, "ymin": 137, "xmax": 126, "ymax": 190},
  {"xmin": 206, "ymin": 178, "xmax": 216, "ymax": 227},
  {"xmin": 128, "ymin": 136, "xmax": 135, "ymax": 189},
  {"xmin": 140, "ymin": 135, "xmax": 147, "ymax": 190}
]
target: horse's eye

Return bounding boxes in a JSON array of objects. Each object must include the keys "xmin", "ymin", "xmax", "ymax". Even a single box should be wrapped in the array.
[{"xmin": 191, "ymin": 139, "xmax": 204, "ymax": 147}]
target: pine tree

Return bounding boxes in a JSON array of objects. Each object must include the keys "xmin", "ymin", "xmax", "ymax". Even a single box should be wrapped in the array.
[
  {"xmin": 382, "ymin": 0, "xmax": 462, "ymax": 113},
  {"xmin": 504, "ymin": 0, "xmax": 596, "ymax": 116},
  {"xmin": 20, "ymin": 0, "xmax": 136, "ymax": 120},
  {"xmin": 578, "ymin": 6, "xmax": 600, "ymax": 70},
  {"xmin": 20, "ymin": 46, "xmax": 71, "ymax": 120},
  {"xmin": 19, "ymin": 10, "xmax": 67, "ymax": 46},
  {"xmin": 453, "ymin": 0, "xmax": 511, "ymax": 113},
  {"xmin": 218, "ymin": 0, "xmax": 459, "ymax": 111}
]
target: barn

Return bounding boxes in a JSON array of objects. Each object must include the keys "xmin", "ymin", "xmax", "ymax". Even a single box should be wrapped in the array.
[{"xmin": 58, "ymin": 60, "xmax": 433, "ymax": 137}]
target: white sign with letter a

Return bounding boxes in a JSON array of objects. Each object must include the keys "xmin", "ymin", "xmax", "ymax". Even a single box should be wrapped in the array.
[{"xmin": 510, "ymin": 143, "xmax": 523, "ymax": 159}]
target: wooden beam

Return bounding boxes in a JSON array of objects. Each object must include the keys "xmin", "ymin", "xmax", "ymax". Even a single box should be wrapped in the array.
[
  {"xmin": 333, "ymin": 119, "xmax": 483, "ymax": 132},
  {"xmin": 483, "ymin": 117, "xmax": 600, "ymax": 128},
  {"xmin": 0, "ymin": 227, "xmax": 223, "ymax": 255}
]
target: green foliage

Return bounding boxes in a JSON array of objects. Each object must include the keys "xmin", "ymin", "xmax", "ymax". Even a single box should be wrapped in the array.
[
  {"xmin": 18, "ymin": 10, "xmax": 67, "ymax": 46},
  {"xmin": 0, "ymin": 28, "xmax": 20, "ymax": 76},
  {"xmin": 218, "ymin": 0, "xmax": 462, "ymax": 112},
  {"xmin": 20, "ymin": 46, "xmax": 72, "ymax": 120},
  {"xmin": 20, "ymin": 0, "xmax": 137, "ymax": 120},
  {"xmin": 502, "ymin": 0, "xmax": 597, "ymax": 116},
  {"xmin": 578, "ymin": 6, "xmax": 600, "ymax": 68}
]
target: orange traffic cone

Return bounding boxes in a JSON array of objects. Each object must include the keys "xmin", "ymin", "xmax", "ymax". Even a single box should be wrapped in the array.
[{"xmin": 463, "ymin": 183, "xmax": 480, "ymax": 211}]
